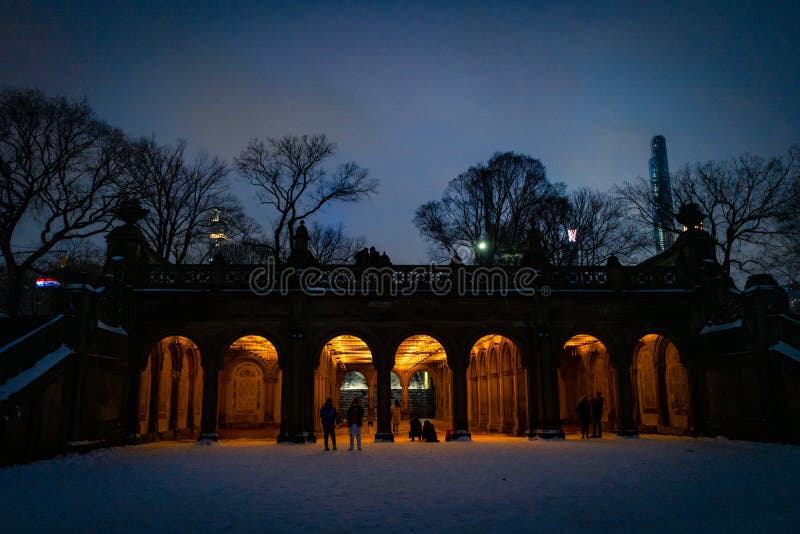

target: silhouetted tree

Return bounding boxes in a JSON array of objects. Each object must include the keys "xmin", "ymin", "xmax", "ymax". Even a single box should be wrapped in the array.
[
  {"xmin": 127, "ymin": 137, "xmax": 258, "ymax": 264},
  {"xmin": 0, "ymin": 89, "xmax": 128, "ymax": 314},
  {"xmin": 415, "ymin": 152, "xmax": 562, "ymax": 264},
  {"xmin": 307, "ymin": 222, "xmax": 366, "ymax": 265},
  {"xmin": 616, "ymin": 146, "xmax": 800, "ymax": 277},
  {"xmin": 236, "ymin": 134, "xmax": 377, "ymax": 264}
]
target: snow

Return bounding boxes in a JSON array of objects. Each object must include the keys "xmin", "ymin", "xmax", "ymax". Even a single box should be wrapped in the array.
[
  {"xmin": 0, "ymin": 344, "xmax": 73, "ymax": 400},
  {"xmin": 97, "ymin": 320, "xmax": 128, "ymax": 336},
  {"xmin": 0, "ymin": 314, "xmax": 64, "ymax": 354},
  {"xmin": 771, "ymin": 341, "xmax": 800, "ymax": 364},
  {"xmin": 700, "ymin": 319, "xmax": 742, "ymax": 334},
  {"xmin": 0, "ymin": 435, "xmax": 798, "ymax": 531}
]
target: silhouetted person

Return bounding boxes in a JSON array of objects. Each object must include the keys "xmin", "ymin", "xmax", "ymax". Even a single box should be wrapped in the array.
[
  {"xmin": 380, "ymin": 251, "xmax": 391, "ymax": 266},
  {"xmin": 409, "ymin": 416, "xmax": 423, "ymax": 441},
  {"xmin": 591, "ymin": 391, "xmax": 604, "ymax": 438},
  {"xmin": 346, "ymin": 397, "xmax": 365, "ymax": 450},
  {"xmin": 391, "ymin": 400, "xmax": 401, "ymax": 435},
  {"xmin": 319, "ymin": 397, "xmax": 338, "ymax": 451},
  {"xmin": 355, "ymin": 247, "xmax": 369, "ymax": 265},
  {"xmin": 422, "ymin": 420, "xmax": 439, "ymax": 442},
  {"xmin": 369, "ymin": 246, "xmax": 380, "ymax": 265},
  {"xmin": 576, "ymin": 396, "xmax": 591, "ymax": 439}
]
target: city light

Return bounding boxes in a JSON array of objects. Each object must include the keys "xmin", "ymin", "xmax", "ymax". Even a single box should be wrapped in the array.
[
  {"xmin": 35, "ymin": 277, "xmax": 60, "ymax": 288},
  {"xmin": 568, "ymin": 229, "xmax": 578, "ymax": 243},
  {"xmin": 477, "ymin": 241, "xmax": 487, "ymax": 251}
]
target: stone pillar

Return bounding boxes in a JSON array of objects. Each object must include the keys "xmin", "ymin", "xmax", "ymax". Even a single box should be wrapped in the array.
[
  {"xmin": 401, "ymin": 382, "xmax": 409, "ymax": 418},
  {"xmin": 277, "ymin": 329, "xmax": 316, "ymax": 443},
  {"xmin": 373, "ymin": 354, "xmax": 394, "ymax": 442},
  {"xmin": 536, "ymin": 333, "xmax": 565, "ymax": 439},
  {"xmin": 198, "ymin": 359, "xmax": 220, "ymax": 441},
  {"xmin": 449, "ymin": 351, "xmax": 471, "ymax": 440},
  {"xmin": 525, "ymin": 350, "xmax": 541, "ymax": 439},
  {"xmin": 367, "ymin": 383, "xmax": 375, "ymax": 428},
  {"xmin": 612, "ymin": 345, "xmax": 638, "ymax": 437},
  {"xmin": 124, "ymin": 355, "xmax": 145, "ymax": 444}
]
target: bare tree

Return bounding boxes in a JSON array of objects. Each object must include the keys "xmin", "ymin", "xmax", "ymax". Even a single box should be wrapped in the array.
[
  {"xmin": 0, "ymin": 89, "xmax": 128, "ymax": 314},
  {"xmin": 236, "ymin": 134, "xmax": 377, "ymax": 264},
  {"xmin": 616, "ymin": 147, "xmax": 799, "ymax": 277},
  {"xmin": 127, "ymin": 137, "xmax": 256, "ymax": 264},
  {"xmin": 415, "ymin": 151, "xmax": 567, "ymax": 264},
  {"xmin": 566, "ymin": 188, "xmax": 649, "ymax": 266},
  {"xmin": 307, "ymin": 222, "xmax": 366, "ymax": 265}
]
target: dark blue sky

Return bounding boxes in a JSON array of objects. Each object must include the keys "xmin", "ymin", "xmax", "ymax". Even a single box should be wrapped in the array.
[{"xmin": 2, "ymin": 1, "xmax": 798, "ymax": 262}]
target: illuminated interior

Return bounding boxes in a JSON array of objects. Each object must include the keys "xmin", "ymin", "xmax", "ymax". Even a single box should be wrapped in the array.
[
  {"xmin": 471, "ymin": 334, "xmax": 506, "ymax": 354},
  {"xmin": 324, "ymin": 335, "xmax": 372, "ymax": 366},
  {"xmin": 226, "ymin": 335, "xmax": 278, "ymax": 360},
  {"xmin": 563, "ymin": 333, "xmax": 604, "ymax": 349},
  {"xmin": 394, "ymin": 335, "xmax": 446, "ymax": 372}
]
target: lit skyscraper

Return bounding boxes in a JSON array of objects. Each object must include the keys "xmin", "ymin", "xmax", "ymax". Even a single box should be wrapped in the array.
[{"xmin": 649, "ymin": 135, "xmax": 675, "ymax": 252}]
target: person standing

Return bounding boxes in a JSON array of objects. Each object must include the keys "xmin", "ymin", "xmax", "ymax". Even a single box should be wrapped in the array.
[
  {"xmin": 346, "ymin": 396, "xmax": 365, "ymax": 450},
  {"xmin": 591, "ymin": 391, "xmax": 604, "ymax": 438},
  {"xmin": 576, "ymin": 396, "xmax": 591, "ymax": 439},
  {"xmin": 319, "ymin": 397, "xmax": 338, "ymax": 451},
  {"xmin": 391, "ymin": 400, "xmax": 402, "ymax": 435}
]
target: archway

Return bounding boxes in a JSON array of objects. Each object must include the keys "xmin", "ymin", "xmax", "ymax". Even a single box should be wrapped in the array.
[
  {"xmin": 632, "ymin": 334, "xmax": 690, "ymax": 434},
  {"xmin": 218, "ymin": 335, "xmax": 281, "ymax": 438},
  {"xmin": 316, "ymin": 335, "xmax": 374, "ymax": 434},
  {"xmin": 393, "ymin": 335, "xmax": 450, "ymax": 433},
  {"xmin": 138, "ymin": 336, "xmax": 203, "ymax": 440},
  {"xmin": 467, "ymin": 335, "xmax": 526, "ymax": 435},
  {"xmin": 559, "ymin": 334, "xmax": 616, "ymax": 435}
]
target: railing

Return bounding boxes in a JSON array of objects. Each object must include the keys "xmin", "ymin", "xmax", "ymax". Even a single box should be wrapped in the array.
[
  {"xmin": 136, "ymin": 263, "xmax": 683, "ymax": 293},
  {"xmin": 0, "ymin": 314, "xmax": 65, "ymax": 385}
]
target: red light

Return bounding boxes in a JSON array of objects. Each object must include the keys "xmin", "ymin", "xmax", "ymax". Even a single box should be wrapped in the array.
[{"xmin": 35, "ymin": 277, "xmax": 60, "ymax": 288}]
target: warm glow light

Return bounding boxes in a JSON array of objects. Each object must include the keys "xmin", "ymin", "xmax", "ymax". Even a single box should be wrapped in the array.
[
  {"xmin": 209, "ymin": 232, "xmax": 228, "ymax": 240},
  {"xmin": 563, "ymin": 333, "xmax": 604, "ymax": 349},
  {"xmin": 325, "ymin": 335, "xmax": 372, "ymax": 366},
  {"xmin": 227, "ymin": 335, "xmax": 278, "ymax": 360},
  {"xmin": 394, "ymin": 335, "xmax": 446, "ymax": 372}
]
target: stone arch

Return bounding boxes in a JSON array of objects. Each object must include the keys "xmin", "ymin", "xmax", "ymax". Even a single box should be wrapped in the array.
[
  {"xmin": 218, "ymin": 335, "xmax": 281, "ymax": 438},
  {"xmin": 632, "ymin": 333, "xmax": 690, "ymax": 434},
  {"xmin": 138, "ymin": 335, "xmax": 202, "ymax": 440},
  {"xmin": 468, "ymin": 334, "xmax": 525, "ymax": 435},
  {"xmin": 559, "ymin": 333, "xmax": 617, "ymax": 434},
  {"xmin": 317, "ymin": 334, "xmax": 374, "ymax": 431},
  {"xmin": 392, "ymin": 334, "xmax": 450, "ymax": 424}
]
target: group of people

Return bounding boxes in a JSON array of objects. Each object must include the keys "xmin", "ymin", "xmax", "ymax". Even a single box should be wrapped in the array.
[
  {"xmin": 319, "ymin": 396, "xmax": 364, "ymax": 451},
  {"xmin": 354, "ymin": 246, "xmax": 392, "ymax": 266},
  {"xmin": 319, "ymin": 397, "xmax": 439, "ymax": 450},
  {"xmin": 576, "ymin": 391, "xmax": 605, "ymax": 439}
]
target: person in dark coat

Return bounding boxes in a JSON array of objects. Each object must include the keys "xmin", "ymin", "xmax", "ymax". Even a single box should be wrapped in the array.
[
  {"xmin": 422, "ymin": 420, "xmax": 439, "ymax": 442},
  {"xmin": 319, "ymin": 397, "xmax": 338, "ymax": 451},
  {"xmin": 576, "ymin": 396, "xmax": 591, "ymax": 439},
  {"xmin": 409, "ymin": 416, "xmax": 423, "ymax": 441},
  {"xmin": 591, "ymin": 391, "xmax": 604, "ymax": 438},
  {"xmin": 346, "ymin": 397, "xmax": 365, "ymax": 450}
]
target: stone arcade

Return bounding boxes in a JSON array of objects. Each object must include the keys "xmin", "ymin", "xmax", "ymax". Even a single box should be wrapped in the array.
[{"xmin": 1, "ymin": 204, "xmax": 799, "ymax": 464}]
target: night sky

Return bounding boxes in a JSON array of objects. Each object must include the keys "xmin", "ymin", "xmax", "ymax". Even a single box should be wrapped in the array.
[{"xmin": 2, "ymin": 1, "xmax": 798, "ymax": 263}]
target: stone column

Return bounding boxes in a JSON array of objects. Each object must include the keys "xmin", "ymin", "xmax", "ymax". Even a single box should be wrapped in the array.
[
  {"xmin": 536, "ymin": 333, "xmax": 565, "ymax": 439},
  {"xmin": 198, "ymin": 358, "xmax": 221, "ymax": 441},
  {"xmin": 374, "ymin": 355, "xmax": 394, "ymax": 442},
  {"xmin": 401, "ymin": 382, "xmax": 409, "ymax": 419},
  {"xmin": 277, "ymin": 329, "xmax": 316, "ymax": 443},
  {"xmin": 448, "ymin": 350, "xmax": 471, "ymax": 440},
  {"xmin": 612, "ymin": 344, "xmax": 638, "ymax": 437},
  {"xmin": 525, "ymin": 349, "xmax": 541, "ymax": 439}
]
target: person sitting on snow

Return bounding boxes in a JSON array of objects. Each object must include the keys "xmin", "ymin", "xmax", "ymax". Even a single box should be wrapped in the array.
[
  {"xmin": 409, "ymin": 416, "xmax": 423, "ymax": 441},
  {"xmin": 422, "ymin": 420, "xmax": 439, "ymax": 442}
]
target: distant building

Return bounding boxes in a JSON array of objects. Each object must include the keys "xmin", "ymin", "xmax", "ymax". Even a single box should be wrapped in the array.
[
  {"xmin": 649, "ymin": 135, "xmax": 676, "ymax": 253},
  {"xmin": 209, "ymin": 208, "xmax": 228, "ymax": 248}
]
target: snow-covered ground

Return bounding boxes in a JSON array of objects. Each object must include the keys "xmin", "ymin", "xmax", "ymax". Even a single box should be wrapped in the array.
[{"xmin": 1, "ymin": 435, "xmax": 799, "ymax": 532}]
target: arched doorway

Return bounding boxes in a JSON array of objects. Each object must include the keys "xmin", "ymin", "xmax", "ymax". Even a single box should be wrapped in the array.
[
  {"xmin": 218, "ymin": 335, "xmax": 281, "ymax": 438},
  {"xmin": 393, "ymin": 335, "xmax": 450, "ymax": 433},
  {"xmin": 632, "ymin": 334, "xmax": 690, "ymax": 434},
  {"xmin": 316, "ymin": 335, "xmax": 374, "ymax": 434},
  {"xmin": 138, "ymin": 336, "xmax": 203, "ymax": 440},
  {"xmin": 467, "ymin": 335, "xmax": 526, "ymax": 435},
  {"xmin": 559, "ymin": 334, "xmax": 616, "ymax": 435}
]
